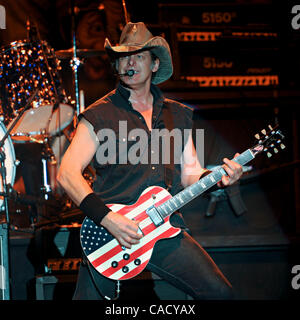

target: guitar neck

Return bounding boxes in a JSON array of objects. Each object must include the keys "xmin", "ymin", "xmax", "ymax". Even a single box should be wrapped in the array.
[{"xmin": 156, "ymin": 148, "xmax": 255, "ymax": 219}]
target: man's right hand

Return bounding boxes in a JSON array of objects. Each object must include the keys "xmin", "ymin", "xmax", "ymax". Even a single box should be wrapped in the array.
[{"xmin": 101, "ymin": 211, "xmax": 143, "ymax": 249}]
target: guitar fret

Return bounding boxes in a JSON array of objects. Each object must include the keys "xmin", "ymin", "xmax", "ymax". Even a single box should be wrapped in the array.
[
  {"xmin": 172, "ymin": 197, "xmax": 180, "ymax": 207},
  {"xmin": 177, "ymin": 194, "xmax": 184, "ymax": 204},
  {"xmin": 169, "ymin": 198, "xmax": 177, "ymax": 208},
  {"xmin": 164, "ymin": 202, "xmax": 170, "ymax": 213},
  {"xmin": 188, "ymin": 188, "xmax": 194, "ymax": 197},
  {"xmin": 213, "ymin": 170, "xmax": 223, "ymax": 181},
  {"xmin": 181, "ymin": 190, "xmax": 189, "ymax": 201},
  {"xmin": 166, "ymin": 202, "xmax": 173, "ymax": 211},
  {"xmin": 202, "ymin": 176, "xmax": 214, "ymax": 188},
  {"xmin": 159, "ymin": 204, "xmax": 167, "ymax": 215},
  {"xmin": 220, "ymin": 168, "xmax": 226, "ymax": 176}
]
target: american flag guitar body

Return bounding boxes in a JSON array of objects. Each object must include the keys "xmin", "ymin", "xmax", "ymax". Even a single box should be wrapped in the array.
[{"xmin": 80, "ymin": 125, "xmax": 285, "ymax": 280}]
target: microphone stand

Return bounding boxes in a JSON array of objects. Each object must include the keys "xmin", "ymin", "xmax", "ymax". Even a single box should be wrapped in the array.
[
  {"xmin": 0, "ymin": 89, "xmax": 38, "ymax": 300},
  {"xmin": 70, "ymin": 0, "xmax": 80, "ymax": 121},
  {"xmin": 27, "ymin": 19, "xmax": 62, "ymax": 200}
]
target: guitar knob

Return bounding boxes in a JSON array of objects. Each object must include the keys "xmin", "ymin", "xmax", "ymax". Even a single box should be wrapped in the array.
[
  {"xmin": 111, "ymin": 261, "xmax": 118, "ymax": 268},
  {"xmin": 134, "ymin": 259, "xmax": 141, "ymax": 266},
  {"xmin": 123, "ymin": 253, "xmax": 130, "ymax": 260},
  {"xmin": 122, "ymin": 266, "xmax": 129, "ymax": 273}
]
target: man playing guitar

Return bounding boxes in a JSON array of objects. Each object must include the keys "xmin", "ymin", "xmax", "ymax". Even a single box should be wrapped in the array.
[{"xmin": 57, "ymin": 22, "xmax": 243, "ymax": 300}]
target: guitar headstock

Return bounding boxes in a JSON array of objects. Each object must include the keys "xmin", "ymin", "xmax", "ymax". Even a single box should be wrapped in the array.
[{"xmin": 251, "ymin": 124, "xmax": 285, "ymax": 158}]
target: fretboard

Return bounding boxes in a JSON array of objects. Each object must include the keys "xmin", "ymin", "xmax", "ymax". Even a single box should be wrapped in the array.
[{"xmin": 156, "ymin": 149, "xmax": 255, "ymax": 219}]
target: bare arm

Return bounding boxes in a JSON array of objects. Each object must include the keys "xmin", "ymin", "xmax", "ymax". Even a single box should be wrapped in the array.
[
  {"xmin": 181, "ymin": 131, "xmax": 243, "ymax": 188},
  {"xmin": 57, "ymin": 118, "xmax": 142, "ymax": 248},
  {"xmin": 181, "ymin": 132, "xmax": 206, "ymax": 187},
  {"xmin": 57, "ymin": 118, "xmax": 98, "ymax": 205}
]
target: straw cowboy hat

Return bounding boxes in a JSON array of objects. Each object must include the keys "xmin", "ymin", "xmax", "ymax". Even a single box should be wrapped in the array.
[{"xmin": 104, "ymin": 22, "xmax": 173, "ymax": 84}]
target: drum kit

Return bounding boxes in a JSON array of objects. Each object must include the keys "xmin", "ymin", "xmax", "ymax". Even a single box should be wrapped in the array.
[
  {"xmin": 0, "ymin": 1, "xmax": 130, "ymax": 301},
  {"xmin": 0, "ymin": 21, "xmax": 103, "ymax": 228}
]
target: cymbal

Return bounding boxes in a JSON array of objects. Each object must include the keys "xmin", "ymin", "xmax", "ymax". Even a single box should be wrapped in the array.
[{"xmin": 55, "ymin": 48, "xmax": 106, "ymax": 59}]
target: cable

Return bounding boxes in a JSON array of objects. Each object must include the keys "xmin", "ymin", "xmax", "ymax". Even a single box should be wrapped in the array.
[{"xmin": 85, "ymin": 257, "xmax": 122, "ymax": 300}]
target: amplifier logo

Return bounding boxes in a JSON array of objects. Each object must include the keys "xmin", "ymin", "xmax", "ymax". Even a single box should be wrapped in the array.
[
  {"xmin": 291, "ymin": 5, "xmax": 300, "ymax": 30},
  {"xmin": 0, "ymin": 5, "xmax": 5, "ymax": 29},
  {"xmin": 0, "ymin": 265, "xmax": 6, "ymax": 290}
]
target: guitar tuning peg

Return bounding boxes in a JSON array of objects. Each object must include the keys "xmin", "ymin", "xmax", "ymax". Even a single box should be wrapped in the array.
[
  {"xmin": 261, "ymin": 129, "xmax": 266, "ymax": 135},
  {"xmin": 273, "ymin": 148, "xmax": 278, "ymax": 153},
  {"xmin": 267, "ymin": 152, "xmax": 272, "ymax": 158},
  {"xmin": 255, "ymin": 133, "xmax": 260, "ymax": 140},
  {"xmin": 280, "ymin": 143, "xmax": 285, "ymax": 150}
]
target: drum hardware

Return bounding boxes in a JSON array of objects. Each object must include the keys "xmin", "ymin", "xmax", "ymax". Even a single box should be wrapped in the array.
[
  {"xmin": 40, "ymin": 159, "xmax": 52, "ymax": 200},
  {"xmin": 70, "ymin": 0, "xmax": 81, "ymax": 119},
  {"xmin": 35, "ymin": 131, "xmax": 58, "ymax": 200},
  {"xmin": 0, "ymin": 89, "xmax": 38, "ymax": 300},
  {"xmin": 32, "ymin": 208, "xmax": 84, "ymax": 229},
  {"xmin": 122, "ymin": 0, "xmax": 130, "ymax": 24},
  {"xmin": 55, "ymin": 48, "xmax": 106, "ymax": 59},
  {"xmin": 0, "ymin": 86, "xmax": 39, "ymax": 210},
  {"xmin": 43, "ymin": 134, "xmax": 57, "ymax": 166},
  {"xmin": 79, "ymin": 90, "xmax": 85, "ymax": 114},
  {"xmin": 27, "ymin": 19, "xmax": 61, "ymax": 108},
  {"xmin": 65, "ymin": 0, "xmax": 101, "ymax": 120},
  {"xmin": 28, "ymin": 20, "xmax": 66, "ymax": 140},
  {"xmin": 26, "ymin": 18, "xmax": 38, "ymax": 42},
  {"xmin": 8, "ymin": 188, "xmax": 60, "ymax": 208}
]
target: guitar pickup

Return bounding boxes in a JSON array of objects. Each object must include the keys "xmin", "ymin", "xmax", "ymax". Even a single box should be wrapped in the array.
[{"xmin": 146, "ymin": 205, "xmax": 164, "ymax": 227}]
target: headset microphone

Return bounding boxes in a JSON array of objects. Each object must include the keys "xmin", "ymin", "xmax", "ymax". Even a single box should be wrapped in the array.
[{"xmin": 119, "ymin": 69, "xmax": 136, "ymax": 77}]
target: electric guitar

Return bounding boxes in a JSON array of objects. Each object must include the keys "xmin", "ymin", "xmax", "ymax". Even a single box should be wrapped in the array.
[{"xmin": 80, "ymin": 125, "xmax": 285, "ymax": 280}]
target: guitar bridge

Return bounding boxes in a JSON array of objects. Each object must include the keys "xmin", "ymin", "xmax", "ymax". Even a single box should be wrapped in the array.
[{"xmin": 146, "ymin": 205, "xmax": 164, "ymax": 227}]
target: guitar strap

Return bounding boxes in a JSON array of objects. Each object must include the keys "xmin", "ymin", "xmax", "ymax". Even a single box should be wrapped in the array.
[{"xmin": 162, "ymin": 102, "xmax": 174, "ymax": 191}]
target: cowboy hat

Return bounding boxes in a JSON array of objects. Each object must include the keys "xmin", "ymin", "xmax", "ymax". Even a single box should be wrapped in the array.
[{"xmin": 104, "ymin": 22, "xmax": 173, "ymax": 84}]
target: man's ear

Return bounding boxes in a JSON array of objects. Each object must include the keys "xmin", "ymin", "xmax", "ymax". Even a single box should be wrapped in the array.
[{"xmin": 152, "ymin": 58, "xmax": 159, "ymax": 72}]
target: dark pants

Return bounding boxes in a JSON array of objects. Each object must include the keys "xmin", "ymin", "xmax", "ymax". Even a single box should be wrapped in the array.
[{"xmin": 73, "ymin": 229, "xmax": 233, "ymax": 300}]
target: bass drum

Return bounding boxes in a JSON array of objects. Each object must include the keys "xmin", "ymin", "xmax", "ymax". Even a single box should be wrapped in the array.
[{"xmin": 0, "ymin": 121, "xmax": 16, "ymax": 210}]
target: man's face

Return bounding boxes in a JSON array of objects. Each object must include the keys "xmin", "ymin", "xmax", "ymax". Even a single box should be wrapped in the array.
[{"xmin": 117, "ymin": 50, "xmax": 159, "ymax": 86}]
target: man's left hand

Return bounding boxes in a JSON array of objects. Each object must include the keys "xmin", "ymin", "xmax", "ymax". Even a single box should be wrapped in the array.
[{"xmin": 217, "ymin": 153, "xmax": 243, "ymax": 187}]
